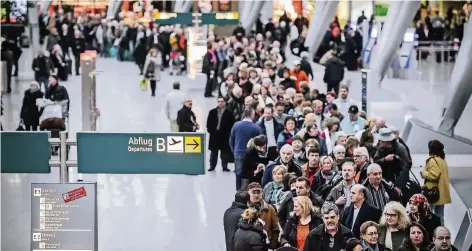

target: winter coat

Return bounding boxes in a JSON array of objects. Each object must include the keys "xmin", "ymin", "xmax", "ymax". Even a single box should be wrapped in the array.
[
  {"xmin": 224, "ymin": 202, "xmax": 247, "ymax": 251},
  {"xmin": 421, "ymin": 156, "xmax": 451, "ymax": 205},
  {"xmin": 280, "ymin": 211, "xmax": 323, "ymax": 247},
  {"xmin": 233, "ymin": 220, "xmax": 268, "ymax": 251}
]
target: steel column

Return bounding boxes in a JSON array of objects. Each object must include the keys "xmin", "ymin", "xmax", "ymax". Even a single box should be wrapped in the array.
[
  {"xmin": 307, "ymin": 0, "xmax": 340, "ymax": 55},
  {"xmin": 304, "ymin": 1, "xmax": 326, "ymax": 48},
  {"xmin": 242, "ymin": 1, "xmax": 265, "ymax": 32},
  {"xmin": 370, "ymin": 1, "xmax": 420, "ymax": 82},
  {"xmin": 173, "ymin": 0, "xmax": 184, "ymax": 12},
  {"xmin": 438, "ymin": 20, "xmax": 472, "ymax": 136},
  {"xmin": 181, "ymin": 0, "xmax": 194, "ymax": 13}
]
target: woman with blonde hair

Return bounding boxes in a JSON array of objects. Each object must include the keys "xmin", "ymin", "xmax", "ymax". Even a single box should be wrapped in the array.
[
  {"xmin": 312, "ymin": 156, "xmax": 340, "ymax": 199},
  {"xmin": 378, "ymin": 201, "xmax": 410, "ymax": 251},
  {"xmin": 143, "ymin": 47, "xmax": 161, "ymax": 96},
  {"xmin": 280, "ymin": 196, "xmax": 323, "ymax": 250},
  {"xmin": 233, "ymin": 206, "xmax": 269, "ymax": 251},
  {"xmin": 262, "ymin": 165, "xmax": 288, "ymax": 208}
]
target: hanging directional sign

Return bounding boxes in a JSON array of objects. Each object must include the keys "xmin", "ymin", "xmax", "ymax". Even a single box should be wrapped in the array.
[{"xmin": 76, "ymin": 132, "xmax": 206, "ymax": 175}]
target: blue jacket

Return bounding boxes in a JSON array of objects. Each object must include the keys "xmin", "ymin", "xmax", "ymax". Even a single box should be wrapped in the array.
[{"xmin": 230, "ymin": 120, "xmax": 261, "ymax": 155}]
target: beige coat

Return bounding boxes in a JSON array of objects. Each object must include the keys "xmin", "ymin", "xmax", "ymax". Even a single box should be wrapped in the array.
[{"xmin": 422, "ymin": 156, "xmax": 452, "ymax": 205}]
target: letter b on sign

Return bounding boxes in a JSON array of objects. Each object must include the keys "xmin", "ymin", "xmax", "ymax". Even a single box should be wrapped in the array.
[{"xmin": 156, "ymin": 138, "xmax": 165, "ymax": 152}]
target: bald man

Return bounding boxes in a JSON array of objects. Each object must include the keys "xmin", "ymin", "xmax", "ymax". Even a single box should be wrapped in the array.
[{"xmin": 432, "ymin": 226, "xmax": 458, "ymax": 251}]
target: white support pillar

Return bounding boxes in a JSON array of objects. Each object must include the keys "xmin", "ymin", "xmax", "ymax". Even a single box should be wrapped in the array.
[
  {"xmin": 307, "ymin": 0, "xmax": 340, "ymax": 55},
  {"xmin": 241, "ymin": 1, "xmax": 255, "ymax": 28},
  {"xmin": 174, "ymin": 0, "xmax": 184, "ymax": 12},
  {"xmin": 369, "ymin": 1, "xmax": 403, "ymax": 76},
  {"xmin": 181, "ymin": 0, "xmax": 193, "ymax": 13},
  {"xmin": 370, "ymin": 1, "xmax": 420, "ymax": 83},
  {"xmin": 242, "ymin": 1, "xmax": 265, "ymax": 32},
  {"xmin": 438, "ymin": 19, "xmax": 472, "ymax": 136},
  {"xmin": 106, "ymin": 0, "xmax": 121, "ymax": 18},
  {"xmin": 304, "ymin": 1, "xmax": 326, "ymax": 48}
]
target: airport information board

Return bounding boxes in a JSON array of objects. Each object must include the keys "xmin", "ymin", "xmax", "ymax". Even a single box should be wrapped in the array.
[
  {"xmin": 76, "ymin": 132, "xmax": 206, "ymax": 175},
  {"xmin": 30, "ymin": 183, "xmax": 98, "ymax": 251}
]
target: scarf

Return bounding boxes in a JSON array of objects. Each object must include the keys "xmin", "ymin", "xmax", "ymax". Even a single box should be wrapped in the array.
[
  {"xmin": 362, "ymin": 240, "xmax": 380, "ymax": 251},
  {"xmin": 270, "ymin": 182, "xmax": 283, "ymax": 204}
]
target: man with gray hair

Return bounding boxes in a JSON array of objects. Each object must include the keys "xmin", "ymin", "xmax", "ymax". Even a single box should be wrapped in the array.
[
  {"xmin": 342, "ymin": 184, "xmax": 381, "ymax": 238},
  {"xmin": 304, "ymin": 203, "xmax": 354, "ymax": 251},
  {"xmin": 261, "ymin": 144, "xmax": 302, "ymax": 187},
  {"xmin": 361, "ymin": 163, "xmax": 401, "ymax": 211}
]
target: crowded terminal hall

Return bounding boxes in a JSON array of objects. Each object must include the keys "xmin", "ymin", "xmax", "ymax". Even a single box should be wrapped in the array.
[{"xmin": 1, "ymin": 0, "xmax": 471, "ymax": 251}]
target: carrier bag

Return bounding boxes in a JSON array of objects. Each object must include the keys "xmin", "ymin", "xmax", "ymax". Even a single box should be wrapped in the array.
[{"xmin": 139, "ymin": 78, "xmax": 149, "ymax": 92}]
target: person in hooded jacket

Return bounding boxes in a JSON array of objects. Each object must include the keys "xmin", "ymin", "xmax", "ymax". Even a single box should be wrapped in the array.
[
  {"xmin": 224, "ymin": 190, "xmax": 250, "ymax": 251},
  {"xmin": 233, "ymin": 205, "xmax": 268, "ymax": 251},
  {"xmin": 20, "ymin": 81, "xmax": 44, "ymax": 131},
  {"xmin": 280, "ymin": 196, "xmax": 323, "ymax": 250}
]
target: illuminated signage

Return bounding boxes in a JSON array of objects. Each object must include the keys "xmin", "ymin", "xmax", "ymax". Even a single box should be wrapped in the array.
[
  {"xmin": 201, "ymin": 12, "xmax": 239, "ymax": 25},
  {"xmin": 215, "ymin": 12, "xmax": 238, "ymax": 20}
]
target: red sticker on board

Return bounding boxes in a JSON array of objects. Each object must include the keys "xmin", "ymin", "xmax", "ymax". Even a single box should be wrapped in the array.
[{"xmin": 62, "ymin": 187, "xmax": 87, "ymax": 203}]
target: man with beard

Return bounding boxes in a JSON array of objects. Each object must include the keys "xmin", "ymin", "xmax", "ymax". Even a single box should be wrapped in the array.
[
  {"xmin": 246, "ymin": 182, "xmax": 280, "ymax": 250},
  {"xmin": 303, "ymin": 203, "xmax": 353, "ymax": 251},
  {"xmin": 326, "ymin": 162, "xmax": 373, "ymax": 217},
  {"xmin": 432, "ymin": 226, "xmax": 459, "ymax": 251},
  {"xmin": 261, "ymin": 144, "xmax": 302, "ymax": 187}
]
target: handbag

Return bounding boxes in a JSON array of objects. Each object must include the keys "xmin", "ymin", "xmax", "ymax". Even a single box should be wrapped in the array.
[
  {"xmin": 421, "ymin": 158, "xmax": 441, "ymax": 204},
  {"xmin": 402, "ymin": 169, "xmax": 423, "ymax": 206},
  {"xmin": 16, "ymin": 120, "xmax": 25, "ymax": 131},
  {"xmin": 139, "ymin": 78, "xmax": 148, "ymax": 92}
]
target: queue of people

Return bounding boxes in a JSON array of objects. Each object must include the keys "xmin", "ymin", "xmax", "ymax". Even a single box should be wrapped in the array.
[{"xmin": 202, "ymin": 14, "xmax": 456, "ymax": 251}]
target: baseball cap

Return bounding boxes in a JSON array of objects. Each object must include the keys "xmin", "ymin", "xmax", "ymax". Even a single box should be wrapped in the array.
[
  {"xmin": 293, "ymin": 60, "xmax": 301, "ymax": 66},
  {"xmin": 348, "ymin": 105, "xmax": 359, "ymax": 114},
  {"xmin": 247, "ymin": 182, "xmax": 262, "ymax": 191}
]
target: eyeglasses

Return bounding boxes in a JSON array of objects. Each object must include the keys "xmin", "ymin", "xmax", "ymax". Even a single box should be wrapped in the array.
[
  {"xmin": 436, "ymin": 236, "xmax": 451, "ymax": 241},
  {"xmin": 384, "ymin": 213, "xmax": 397, "ymax": 218},
  {"xmin": 366, "ymin": 232, "xmax": 378, "ymax": 236}
]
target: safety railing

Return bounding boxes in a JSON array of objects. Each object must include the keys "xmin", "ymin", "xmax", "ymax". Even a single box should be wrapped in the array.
[{"xmin": 414, "ymin": 40, "xmax": 459, "ymax": 78}]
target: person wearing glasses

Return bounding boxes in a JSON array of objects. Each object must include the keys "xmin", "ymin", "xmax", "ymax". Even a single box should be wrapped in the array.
[
  {"xmin": 360, "ymin": 221, "xmax": 392, "ymax": 251},
  {"xmin": 431, "ymin": 226, "xmax": 458, "ymax": 251},
  {"xmin": 378, "ymin": 202, "xmax": 411, "ymax": 251},
  {"xmin": 303, "ymin": 203, "xmax": 354, "ymax": 251}
]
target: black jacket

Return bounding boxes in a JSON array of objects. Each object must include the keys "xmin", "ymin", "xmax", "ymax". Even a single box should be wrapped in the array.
[
  {"xmin": 32, "ymin": 56, "xmax": 54, "ymax": 79},
  {"xmin": 280, "ymin": 212, "xmax": 323, "ymax": 247},
  {"xmin": 362, "ymin": 179, "xmax": 402, "ymax": 206},
  {"xmin": 257, "ymin": 118, "xmax": 283, "ymax": 143},
  {"xmin": 207, "ymin": 107, "xmax": 234, "ymax": 151},
  {"xmin": 278, "ymin": 191, "xmax": 324, "ymax": 229},
  {"xmin": 342, "ymin": 201, "xmax": 382, "ymax": 238},
  {"xmin": 373, "ymin": 140, "xmax": 410, "ymax": 189},
  {"xmin": 323, "ymin": 57, "xmax": 345, "ymax": 84},
  {"xmin": 301, "ymin": 58, "xmax": 313, "ymax": 80},
  {"xmin": 233, "ymin": 220, "xmax": 268, "ymax": 251},
  {"xmin": 21, "ymin": 89, "xmax": 44, "ymax": 122},
  {"xmin": 223, "ymin": 202, "xmax": 247, "ymax": 251},
  {"xmin": 177, "ymin": 106, "xmax": 197, "ymax": 132},
  {"xmin": 303, "ymin": 223, "xmax": 354, "ymax": 251},
  {"xmin": 242, "ymin": 148, "xmax": 271, "ymax": 183}
]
